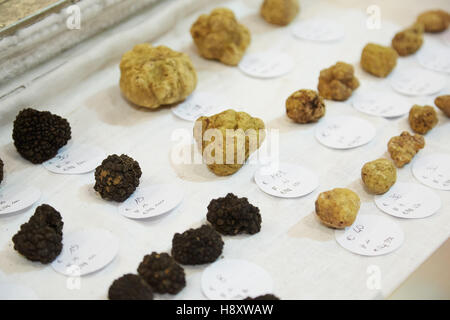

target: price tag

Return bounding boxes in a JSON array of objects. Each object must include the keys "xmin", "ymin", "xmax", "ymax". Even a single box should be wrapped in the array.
[
  {"xmin": 292, "ymin": 19, "xmax": 344, "ymax": 42},
  {"xmin": 417, "ymin": 45, "xmax": 450, "ymax": 73},
  {"xmin": 335, "ymin": 214, "xmax": 404, "ymax": 256},
  {"xmin": 239, "ymin": 51, "xmax": 294, "ymax": 79},
  {"xmin": 315, "ymin": 115, "xmax": 376, "ymax": 149},
  {"xmin": 172, "ymin": 92, "xmax": 224, "ymax": 121},
  {"xmin": 375, "ymin": 182, "xmax": 441, "ymax": 219},
  {"xmin": 390, "ymin": 67, "xmax": 445, "ymax": 96},
  {"xmin": 118, "ymin": 184, "xmax": 184, "ymax": 219},
  {"xmin": 0, "ymin": 185, "xmax": 41, "ymax": 215},
  {"xmin": 412, "ymin": 153, "xmax": 450, "ymax": 190},
  {"xmin": 0, "ymin": 283, "xmax": 38, "ymax": 300},
  {"xmin": 254, "ymin": 162, "xmax": 318, "ymax": 198},
  {"xmin": 201, "ymin": 259, "xmax": 273, "ymax": 300},
  {"xmin": 52, "ymin": 228, "xmax": 119, "ymax": 276},
  {"xmin": 43, "ymin": 144, "xmax": 105, "ymax": 175},
  {"xmin": 352, "ymin": 92, "xmax": 410, "ymax": 118}
]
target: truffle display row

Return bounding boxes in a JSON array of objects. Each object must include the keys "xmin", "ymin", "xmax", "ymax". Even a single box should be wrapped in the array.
[{"xmin": 108, "ymin": 193, "xmax": 267, "ymax": 299}]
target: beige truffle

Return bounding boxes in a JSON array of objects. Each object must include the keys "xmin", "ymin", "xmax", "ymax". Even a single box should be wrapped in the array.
[
  {"xmin": 388, "ymin": 131, "xmax": 425, "ymax": 168},
  {"xmin": 391, "ymin": 24, "xmax": 424, "ymax": 56},
  {"xmin": 361, "ymin": 159, "xmax": 397, "ymax": 195},
  {"xmin": 417, "ymin": 10, "xmax": 450, "ymax": 33},
  {"xmin": 315, "ymin": 188, "xmax": 360, "ymax": 229},
  {"xmin": 435, "ymin": 95, "xmax": 450, "ymax": 117},
  {"xmin": 286, "ymin": 89, "xmax": 325, "ymax": 123},
  {"xmin": 119, "ymin": 44, "xmax": 197, "ymax": 109},
  {"xmin": 317, "ymin": 62, "xmax": 360, "ymax": 101},
  {"xmin": 260, "ymin": 0, "xmax": 300, "ymax": 26},
  {"xmin": 194, "ymin": 109, "xmax": 265, "ymax": 176},
  {"xmin": 190, "ymin": 8, "xmax": 251, "ymax": 66},
  {"xmin": 361, "ymin": 43, "xmax": 398, "ymax": 77},
  {"xmin": 408, "ymin": 105, "xmax": 438, "ymax": 135}
]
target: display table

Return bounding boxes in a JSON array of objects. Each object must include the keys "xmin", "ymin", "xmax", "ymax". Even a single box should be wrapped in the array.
[{"xmin": 0, "ymin": 0, "xmax": 448, "ymax": 299}]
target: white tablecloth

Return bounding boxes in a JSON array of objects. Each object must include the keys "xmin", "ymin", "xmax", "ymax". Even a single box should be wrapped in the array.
[{"xmin": 0, "ymin": 0, "xmax": 449, "ymax": 299}]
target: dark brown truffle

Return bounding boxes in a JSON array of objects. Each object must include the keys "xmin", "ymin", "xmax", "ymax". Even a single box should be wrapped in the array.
[
  {"xmin": 12, "ymin": 204, "xmax": 63, "ymax": 264},
  {"xmin": 137, "ymin": 252, "xmax": 186, "ymax": 295},
  {"xmin": 244, "ymin": 294, "xmax": 280, "ymax": 300},
  {"xmin": 12, "ymin": 108, "xmax": 71, "ymax": 164},
  {"xmin": 108, "ymin": 274, "xmax": 154, "ymax": 300},
  {"xmin": 94, "ymin": 154, "xmax": 142, "ymax": 202},
  {"xmin": 171, "ymin": 225, "xmax": 224, "ymax": 265},
  {"xmin": 0, "ymin": 158, "xmax": 3, "ymax": 185},
  {"xmin": 207, "ymin": 193, "xmax": 262, "ymax": 235}
]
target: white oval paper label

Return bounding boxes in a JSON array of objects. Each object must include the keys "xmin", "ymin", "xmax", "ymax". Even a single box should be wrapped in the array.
[
  {"xmin": 335, "ymin": 214, "xmax": 404, "ymax": 256},
  {"xmin": 292, "ymin": 19, "xmax": 344, "ymax": 42},
  {"xmin": 0, "ymin": 185, "xmax": 41, "ymax": 215},
  {"xmin": 201, "ymin": 259, "xmax": 273, "ymax": 300},
  {"xmin": 239, "ymin": 51, "xmax": 294, "ymax": 79},
  {"xmin": 417, "ymin": 45, "xmax": 450, "ymax": 74},
  {"xmin": 254, "ymin": 162, "xmax": 318, "ymax": 198},
  {"xmin": 43, "ymin": 144, "xmax": 105, "ymax": 175},
  {"xmin": 375, "ymin": 182, "xmax": 441, "ymax": 218},
  {"xmin": 172, "ymin": 92, "xmax": 224, "ymax": 122},
  {"xmin": 412, "ymin": 153, "xmax": 450, "ymax": 190},
  {"xmin": 390, "ymin": 67, "xmax": 445, "ymax": 96},
  {"xmin": 315, "ymin": 115, "xmax": 376, "ymax": 149},
  {"xmin": 52, "ymin": 228, "xmax": 119, "ymax": 276},
  {"xmin": 118, "ymin": 184, "xmax": 184, "ymax": 219},
  {"xmin": 352, "ymin": 92, "xmax": 410, "ymax": 118}
]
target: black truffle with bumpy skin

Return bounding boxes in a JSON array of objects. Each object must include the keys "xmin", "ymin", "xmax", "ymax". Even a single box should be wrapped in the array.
[
  {"xmin": 12, "ymin": 204, "xmax": 63, "ymax": 264},
  {"xmin": 108, "ymin": 274, "xmax": 154, "ymax": 300},
  {"xmin": 137, "ymin": 252, "xmax": 186, "ymax": 295},
  {"xmin": 0, "ymin": 158, "xmax": 3, "ymax": 185},
  {"xmin": 171, "ymin": 225, "xmax": 224, "ymax": 265},
  {"xmin": 12, "ymin": 108, "xmax": 71, "ymax": 164},
  {"xmin": 94, "ymin": 154, "xmax": 142, "ymax": 202},
  {"xmin": 207, "ymin": 193, "xmax": 262, "ymax": 235},
  {"xmin": 244, "ymin": 294, "xmax": 280, "ymax": 300}
]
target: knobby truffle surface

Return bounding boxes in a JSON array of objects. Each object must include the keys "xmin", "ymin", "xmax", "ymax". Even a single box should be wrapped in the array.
[
  {"xmin": 315, "ymin": 188, "xmax": 360, "ymax": 229},
  {"xmin": 391, "ymin": 23, "xmax": 424, "ymax": 56},
  {"xmin": 387, "ymin": 131, "xmax": 425, "ymax": 168},
  {"xmin": 361, "ymin": 43, "xmax": 398, "ymax": 77},
  {"xmin": 172, "ymin": 225, "xmax": 224, "ymax": 265},
  {"xmin": 361, "ymin": 158, "xmax": 397, "ymax": 195},
  {"xmin": 190, "ymin": 8, "xmax": 250, "ymax": 66},
  {"xmin": 120, "ymin": 44, "xmax": 197, "ymax": 109},
  {"xmin": 137, "ymin": 252, "xmax": 186, "ymax": 294},
  {"xmin": 286, "ymin": 89, "xmax": 326, "ymax": 123},
  {"xmin": 193, "ymin": 109, "xmax": 265, "ymax": 176},
  {"xmin": 94, "ymin": 154, "xmax": 142, "ymax": 202},
  {"xmin": 12, "ymin": 204, "xmax": 63, "ymax": 264},
  {"xmin": 12, "ymin": 108, "xmax": 71, "ymax": 164},
  {"xmin": 417, "ymin": 10, "xmax": 449, "ymax": 33},
  {"xmin": 408, "ymin": 105, "xmax": 438, "ymax": 135},
  {"xmin": 260, "ymin": 0, "xmax": 300, "ymax": 26},
  {"xmin": 317, "ymin": 62, "xmax": 359, "ymax": 101},
  {"xmin": 207, "ymin": 193, "xmax": 262, "ymax": 235},
  {"xmin": 108, "ymin": 274, "xmax": 154, "ymax": 300},
  {"xmin": 435, "ymin": 95, "xmax": 450, "ymax": 117}
]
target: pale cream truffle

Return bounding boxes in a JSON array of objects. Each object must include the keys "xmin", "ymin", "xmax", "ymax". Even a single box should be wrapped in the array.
[
  {"xmin": 361, "ymin": 159, "xmax": 397, "ymax": 194},
  {"xmin": 260, "ymin": 0, "xmax": 300, "ymax": 26},
  {"xmin": 119, "ymin": 44, "xmax": 197, "ymax": 109},
  {"xmin": 315, "ymin": 188, "xmax": 361, "ymax": 229}
]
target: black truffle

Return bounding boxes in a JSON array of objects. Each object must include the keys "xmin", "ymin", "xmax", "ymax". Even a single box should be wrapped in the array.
[
  {"xmin": 0, "ymin": 158, "xmax": 3, "ymax": 185},
  {"xmin": 12, "ymin": 204, "xmax": 63, "ymax": 264},
  {"xmin": 137, "ymin": 252, "xmax": 186, "ymax": 295},
  {"xmin": 94, "ymin": 154, "xmax": 142, "ymax": 202},
  {"xmin": 207, "ymin": 193, "xmax": 262, "ymax": 235},
  {"xmin": 171, "ymin": 225, "xmax": 224, "ymax": 265},
  {"xmin": 12, "ymin": 108, "xmax": 71, "ymax": 164},
  {"xmin": 244, "ymin": 294, "xmax": 280, "ymax": 300},
  {"xmin": 108, "ymin": 274, "xmax": 154, "ymax": 300}
]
